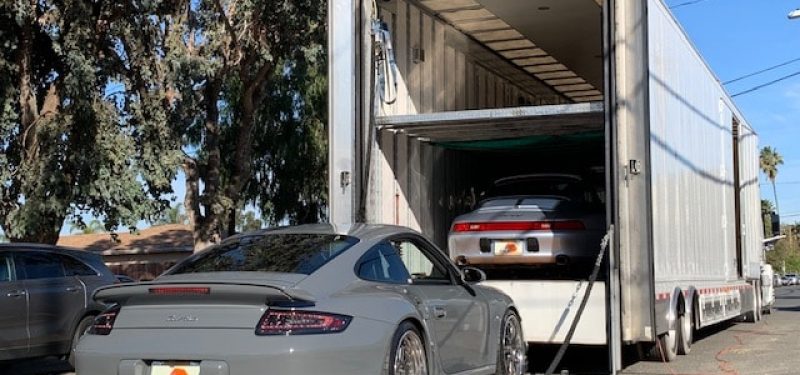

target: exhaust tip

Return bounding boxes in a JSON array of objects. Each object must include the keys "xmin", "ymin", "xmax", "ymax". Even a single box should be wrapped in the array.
[
  {"xmin": 555, "ymin": 255, "xmax": 570, "ymax": 266},
  {"xmin": 455, "ymin": 255, "xmax": 468, "ymax": 266}
]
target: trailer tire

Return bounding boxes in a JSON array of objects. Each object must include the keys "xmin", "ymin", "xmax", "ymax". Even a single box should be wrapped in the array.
[
  {"xmin": 744, "ymin": 286, "xmax": 761, "ymax": 323},
  {"xmin": 677, "ymin": 303, "xmax": 693, "ymax": 355}
]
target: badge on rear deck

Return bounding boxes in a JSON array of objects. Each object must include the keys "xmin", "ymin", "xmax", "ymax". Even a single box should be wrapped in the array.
[{"xmin": 166, "ymin": 314, "xmax": 198, "ymax": 322}]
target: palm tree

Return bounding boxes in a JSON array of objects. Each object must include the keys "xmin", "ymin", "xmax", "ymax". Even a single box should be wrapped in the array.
[{"xmin": 760, "ymin": 146, "xmax": 783, "ymax": 214}]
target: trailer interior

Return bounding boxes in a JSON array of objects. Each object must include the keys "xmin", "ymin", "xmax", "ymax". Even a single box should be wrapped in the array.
[{"xmin": 371, "ymin": 0, "xmax": 608, "ymax": 271}]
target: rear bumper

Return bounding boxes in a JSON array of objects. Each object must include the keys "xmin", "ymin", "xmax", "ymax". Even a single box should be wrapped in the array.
[
  {"xmin": 448, "ymin": 230, "xmax": 603, "ymax": 265},
  {"xmin": 75, "ymin": 317, "xmax": 393, "ymax": 375}
]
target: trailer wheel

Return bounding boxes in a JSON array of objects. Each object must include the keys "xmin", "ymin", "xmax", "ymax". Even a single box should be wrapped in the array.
[
  {"xmin": 743, "ymin": 286, "xmax": 761, "ymax": 323},
  {"xmin": 677, "ymin": 303, "xmax": 694, "ymax": 355}
]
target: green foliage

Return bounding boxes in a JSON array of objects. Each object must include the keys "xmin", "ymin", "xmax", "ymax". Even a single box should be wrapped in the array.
[
  {"xmin": 167, "ymin": 0, "xmax": 328, "ymax": 247},
  {"xmin": 237, "ymin": 210, "xmax": 263, "ymax": 233},
  {"xmin": 0, "ymin": 0, "xmax": 182, "ymax": 243},
  {"xmin": 766, "ymin": 235, "xmax": 800, "ymax": 274},
  {"xmin": 0, "ymin": 0, "xmax": 328, "ymax": 247},
  {"xmin": 153, "ymin": 203, "xmax": 187, "ymax": 225},
  {"xmin": 69, "ymin": 219, "xmax": 105, "ymax": 235}
]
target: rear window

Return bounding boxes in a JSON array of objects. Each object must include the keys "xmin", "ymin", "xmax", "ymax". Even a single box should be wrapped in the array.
[
  {"xmin": 480, "ymin": 197, "xmax": 563, "ymax": 210},
  {"xmin": 489, "ymin": 177, "xmax": 596, "ymax": 205},
  {"xmin": 169, "ymin": 234, "xmax": 359, "ymax": 275}
]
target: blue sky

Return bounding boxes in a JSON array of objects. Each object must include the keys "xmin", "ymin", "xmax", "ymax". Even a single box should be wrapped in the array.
[{"xmin": 666, "ymin": 0, "xmax": 800, "ymax": 222}]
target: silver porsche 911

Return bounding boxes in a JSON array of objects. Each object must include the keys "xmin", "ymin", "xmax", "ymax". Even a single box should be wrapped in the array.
[{"xmin": 75, "ymin": 224, "xmax": 525, "ymax": 375}]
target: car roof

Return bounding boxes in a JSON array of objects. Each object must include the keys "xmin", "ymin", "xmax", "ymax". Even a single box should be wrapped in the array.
[
  {"xmin": 494, "ymin": 174, "xmax": 583, "ymax": 185},
  {"xmin": 0, "ymin": 242, "xmax": 104, "ymax": 261},
  {"xmin": 222, "ymin": 223, "xmax": 421, "ymax": 244}
]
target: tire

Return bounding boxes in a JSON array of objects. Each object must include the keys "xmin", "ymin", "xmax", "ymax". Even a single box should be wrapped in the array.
[
  {"xmin": 677, "ymin": 302, "xmax": 694, "ymax": 355},
  {"xmin": 384, "ymin": 321, "xmax": 428, "ymax": 375},
  {"xmin": 495, "ymin": 311, "xmax": 526, "ymax": 375},
  {"xmin": 744, "ymin": 289, "xmax": 761, "ymax": 323},
  {"xmin": 67, "ymin": 315, "xmax": 94, "ymax": 369}
]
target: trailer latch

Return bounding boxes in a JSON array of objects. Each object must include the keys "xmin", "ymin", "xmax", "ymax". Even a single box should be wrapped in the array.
[
  {"xmin": 629, "ymin": 159, "xmax": 642, "ymax": 175},
  {"xmin": 340, "ymin": 171, "xmax": 351, "ymax": 189}
]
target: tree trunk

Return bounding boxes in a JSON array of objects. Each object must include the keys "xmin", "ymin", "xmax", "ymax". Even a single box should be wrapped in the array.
[{"xmin": 772, "ymin": 180, "xmax": 780, "ymax": 215}]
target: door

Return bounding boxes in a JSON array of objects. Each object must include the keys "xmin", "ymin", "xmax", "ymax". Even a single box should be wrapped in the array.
[
  {"xmin": 0, "ymin": 252, "xmax": 28, "ymax": 359},
  {"xmin": 15, "ymin": 251, "xmax": 85, "ymax": 352},
  {"xmin": 389, "ymin": 237, "xmax": 490, "ymax": 374}
]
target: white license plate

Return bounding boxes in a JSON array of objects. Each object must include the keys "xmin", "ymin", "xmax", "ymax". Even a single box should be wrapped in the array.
[
  {"xmin": 493, "ymin": 240, "xmax": 524, "ymax": 255},
  {"xmin": 151, "ymin": 362, "xmax": 200, "ymax": 375}
]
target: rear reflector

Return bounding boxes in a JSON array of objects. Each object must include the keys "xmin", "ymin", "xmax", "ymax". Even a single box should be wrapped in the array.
[
  {"xmin": 451, "ymin": 221, "xmax": 585, "ymax": 232},
  {"xmin": 148, "ymin": 287, "xmax": 211, "ymax": 295},
  {"xmin": 255, "ymin": 309, "xmax": 352, "ymax": 336}
]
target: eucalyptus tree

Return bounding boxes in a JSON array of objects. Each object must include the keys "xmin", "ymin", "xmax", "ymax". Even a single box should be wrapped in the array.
[
  {"xmin": 0, "ymin": 0, "xmax": 181, "ymax": 243},
  {"xmin": 166, "ymin": 0, "xmax": 327, "ymax": 250}
]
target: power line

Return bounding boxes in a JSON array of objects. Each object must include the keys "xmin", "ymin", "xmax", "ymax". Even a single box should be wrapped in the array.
[
  {"xmin": 723, "ymin": 57, "xmax": 800, "ymax": 85},
  {"xmin": 731, "ymin": 70, "xmax": 800, "ymax": 97},
  {"xmin": 670, "ymin": 0, "xmax": 711, "ymax": 9}
]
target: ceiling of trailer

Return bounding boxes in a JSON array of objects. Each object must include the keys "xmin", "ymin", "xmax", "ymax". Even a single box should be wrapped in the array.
[
  {"xmin": 477, "ymin": 0, "xmax": 603, "ymax": 89},
  {"xmin": 418, "ymin": 0, "xmax": 603, "ymax": 102}
]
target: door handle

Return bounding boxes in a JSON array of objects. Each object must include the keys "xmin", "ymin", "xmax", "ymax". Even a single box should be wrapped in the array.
[
  {"xmin": 66, "ymin": 286, "xmax": 82, "ymax": 293},
  {"xmin": 432, "ymin": 305, "xmax": 447, "ymax": 319},
  {"xmin": 7, "ymin": 290, "xmax": 26, "ymax": 298}
]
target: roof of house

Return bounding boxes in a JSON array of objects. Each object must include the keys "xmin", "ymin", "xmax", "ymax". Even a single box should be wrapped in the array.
[{"xmin": 57, "ymin": 224, "xmax": 193, "ymax": 256}]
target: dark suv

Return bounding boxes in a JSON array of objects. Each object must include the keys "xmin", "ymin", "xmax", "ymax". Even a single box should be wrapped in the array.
[{"xmin": 0, "ymin": 244, "xmax": 116, "ymax": 366}]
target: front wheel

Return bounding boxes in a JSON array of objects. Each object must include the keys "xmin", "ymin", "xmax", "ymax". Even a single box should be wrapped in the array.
[
  {"xmin": 385, "ymin": 322, "xmax": 428, "ymax": 375},
  {"xmin": 496, "ymin": 311, "xmax": 526, "ymax": 375}
]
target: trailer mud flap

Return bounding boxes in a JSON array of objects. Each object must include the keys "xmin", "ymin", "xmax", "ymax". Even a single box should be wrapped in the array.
[{"xmin": 482, "ymin": 280, "xmax": 607, "ymax": 345}]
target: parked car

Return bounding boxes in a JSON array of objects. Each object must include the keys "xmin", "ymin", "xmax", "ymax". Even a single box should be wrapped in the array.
[
  {"xmin": 75, "ymin": 224, "xmax": 526, "ymax": 375},
  {"xmin": 785, "ymin": 273, "xmax": 798, "ymax": 285},
  {"xmin": 449, "ymin": 174, "xmax": 606, "ymax": 267},
  {"xmin": 774, "ymin": 274, "xmax": 783, "ymax": 287},
  {"xmin": 0, "ymin": 244, "xmax": 116, "ymax": 366}
]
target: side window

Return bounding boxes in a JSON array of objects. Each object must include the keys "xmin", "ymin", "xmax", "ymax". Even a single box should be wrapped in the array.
[
  {"xmin": 59, "ymin": 255, "xmax": 98, "ymax": 277},
  {"xmin": 390, "ymin": 239, "xmax": 450, "ymax": 284},
  {"xmin": 16, "ymin": 252, "xmax": 65, "ymax": 280},
  {"xmin": 0, "ymin": 254, "xmax": 12, "ymax": 282},
  {"xmin": 356, "ymin": 242, "xmax": 411, "ymax": 284}
]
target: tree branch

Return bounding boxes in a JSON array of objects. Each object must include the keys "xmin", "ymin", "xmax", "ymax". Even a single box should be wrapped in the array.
[{"xmin": 213, "ymin": 0, "xmax": 242, "ymax": 64}]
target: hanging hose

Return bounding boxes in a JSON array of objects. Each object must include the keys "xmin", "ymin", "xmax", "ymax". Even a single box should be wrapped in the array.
[
  {"xmin": 544, "ymin": 225, "xmax": 614, "ymax": 375},
  {"xmin": 359, "ymin": 1, "xmax": 399, "ymax": 222}
]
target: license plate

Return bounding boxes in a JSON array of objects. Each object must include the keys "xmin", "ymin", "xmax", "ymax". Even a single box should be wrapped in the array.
[
  {"xmin": 493, "ymin": 240, "xmax": 524, "ymax": 255},
  {"xmin": 151, "ymin": 362, "xmax": 200, "ymax": 375}
]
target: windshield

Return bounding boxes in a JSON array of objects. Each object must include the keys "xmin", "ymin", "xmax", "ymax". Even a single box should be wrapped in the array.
[{"xmin": 168, "ymin": 234, "xmax": 359, "ymax": 275}]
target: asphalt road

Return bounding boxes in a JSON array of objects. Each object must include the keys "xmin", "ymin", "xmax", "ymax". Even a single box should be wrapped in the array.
[
  {"xmin": 621, "ymin": 285, "xmax": 800, "ymax": 375},
  {"xmin": 4, "ymin": 285, "xmax": 800, "ymax": 375}
]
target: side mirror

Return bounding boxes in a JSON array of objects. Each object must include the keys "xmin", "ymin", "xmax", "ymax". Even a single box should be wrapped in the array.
[{"xmin": 461, "ymin": 266, "xmax": 486, "ymax": 283}]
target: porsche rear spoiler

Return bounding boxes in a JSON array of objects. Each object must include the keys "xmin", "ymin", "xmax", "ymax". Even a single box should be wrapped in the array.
[{"xmin": 93, "ymin": 281, "xmax": 316, "ymax": 306}]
